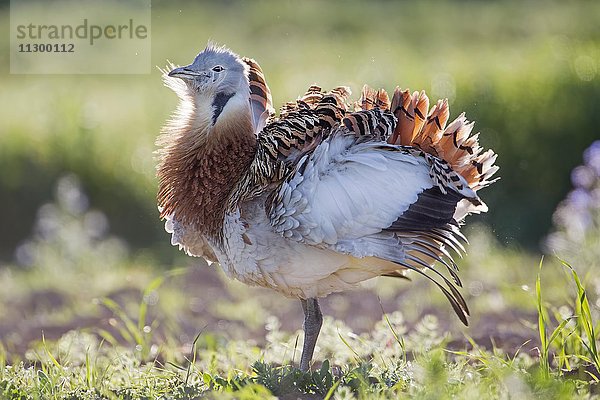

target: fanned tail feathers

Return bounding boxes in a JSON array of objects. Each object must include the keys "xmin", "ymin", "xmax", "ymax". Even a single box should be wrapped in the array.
[
  {"xmin": 350, "ymin": 85, "xmax": 500, "ymax": 324},
  {"xmin": 355, "ymin": 84, "xmax": 391, "ymax": 111},
  {"xmin": 387, "ymin": 88, "xmax": 499, "ymax": 194},
  {"xmin": 280, "ymin": 85, "xmax": 351, "ymax": 119},
  {"xmin": 355, "ymin": 85, "xmax": 499, "ymax": 196}
]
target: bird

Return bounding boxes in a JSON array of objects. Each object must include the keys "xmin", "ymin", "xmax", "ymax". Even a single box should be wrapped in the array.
[{"xmin": 156, "ymin": 43, "xmax": 499, "ymax": 371}]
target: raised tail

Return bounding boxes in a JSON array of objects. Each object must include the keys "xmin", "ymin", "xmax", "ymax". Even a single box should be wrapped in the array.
[
  {"xmin": 357, "ymin": 85, "xmax": 499, "ymax": 220},
  {"xmin": 348, "ymin": 85, "xmax": 499, "ymax": 324},
  {"xmin": 388, "ymin": 88, "xmax": 499, "ymax": 194}
]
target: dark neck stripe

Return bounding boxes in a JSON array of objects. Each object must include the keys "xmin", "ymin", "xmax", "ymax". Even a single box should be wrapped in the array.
[{"xmin": 212, "ymin": 92, "xmax": 235, "ymax": 125}]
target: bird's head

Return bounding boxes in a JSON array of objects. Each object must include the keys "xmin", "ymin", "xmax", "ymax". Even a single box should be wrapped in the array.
[{"xmin": 166, "ymin": 43, "xmax": 250, "ymax": 129}]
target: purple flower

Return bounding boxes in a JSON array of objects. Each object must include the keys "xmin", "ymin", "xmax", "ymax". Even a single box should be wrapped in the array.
[
  {"xmin": 572, "ymin": 166, "xmax": 596, "ymax": 189},
  {"xmin": 583, "ymin": 141, "xmax": 600, "ymax": 175},
  {"xmin": 545, "ymin": 140, "xmax": 600, "ymax": 255}
]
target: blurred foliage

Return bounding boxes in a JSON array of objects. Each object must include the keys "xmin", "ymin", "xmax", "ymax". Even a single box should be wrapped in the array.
[
  {"xmin": 545, "ymin": 141, "xmax": 600, "ymax": 269},
  {"xmin": 1, "ymin": 0, "xmax": 599, "ymax": 262}
]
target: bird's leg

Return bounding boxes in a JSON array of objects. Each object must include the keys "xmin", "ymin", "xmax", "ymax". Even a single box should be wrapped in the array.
[{"xmin": 299, "ymin": 298, "xmax": 323, "ymax": 371}]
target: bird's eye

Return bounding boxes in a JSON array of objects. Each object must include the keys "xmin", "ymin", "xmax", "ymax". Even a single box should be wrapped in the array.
[{"xmin": 212, "ymin": 65, "xmax": 224, "ymax": 72}]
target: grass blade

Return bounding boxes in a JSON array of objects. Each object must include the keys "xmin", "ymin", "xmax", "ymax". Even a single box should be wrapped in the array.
[
  {"xmin": 41, "ymin": 332, "xmax": 61, "ymax": 369},
  {"xmin": 536, "ymin": 257, "xmax": 549, "ymax": 376}
]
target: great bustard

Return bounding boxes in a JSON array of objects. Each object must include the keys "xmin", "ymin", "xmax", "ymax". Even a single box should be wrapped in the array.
[{"xmin": 157, "ymin": 44, "xmax": 499, "ymax": 371}]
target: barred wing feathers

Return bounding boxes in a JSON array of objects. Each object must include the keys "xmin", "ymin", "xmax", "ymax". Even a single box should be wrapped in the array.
[
  {"xmin": 242, "ymin": 57, "xmax": 274, "ymax": 134},
  {"xmin": 258, "ymin": 86, "xmax": 499, "ymax": 324},
  {"xmin": 264, "ymin": 108, "xmax": 473, "ymax": 323},
  {"xmin": 244, "ymin": 85, "xmax": 497, "ymax": 324},
  {"xmin": 234, "ymin": 86, "xmax": 351, "ymax": 202}
]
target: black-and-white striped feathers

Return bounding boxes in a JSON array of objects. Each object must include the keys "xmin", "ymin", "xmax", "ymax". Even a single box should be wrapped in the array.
[{"xmin": 235, "ymin": 81, "xmax": 498, "ymax": 324}]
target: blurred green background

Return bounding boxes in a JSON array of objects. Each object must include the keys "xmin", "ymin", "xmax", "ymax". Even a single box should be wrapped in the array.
[
  {"xmin": 0, "ymin": 0, "xmax": 598, "ymax": 263},
  {"xmin": 2, "ymin": 5, "xmax": 600, "ymax": 394}
]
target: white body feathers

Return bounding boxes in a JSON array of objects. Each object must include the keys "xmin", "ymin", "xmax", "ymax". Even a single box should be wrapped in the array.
[{"xmin": 167, "ymin": 132, "xmax": 449, "ymax": 298}]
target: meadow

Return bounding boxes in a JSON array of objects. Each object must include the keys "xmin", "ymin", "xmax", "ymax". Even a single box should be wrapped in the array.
[{"xmin": 1, "ymin": 1, "xmax": 600, "ymax": 398}]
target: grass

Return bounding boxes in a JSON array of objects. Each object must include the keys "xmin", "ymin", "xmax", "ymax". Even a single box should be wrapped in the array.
[
  {"xmin": 0, "ymin": 261, "xmax": 596, "ymax": 400},
  {"xmin": 536, "ymin": 258, "xmax": 598, "ymax": 382}
]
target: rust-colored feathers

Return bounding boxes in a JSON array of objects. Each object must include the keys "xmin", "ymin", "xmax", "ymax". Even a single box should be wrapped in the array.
[{"xmin": 352, "ymin": 85, "xmax": 499, "ymax": 195}]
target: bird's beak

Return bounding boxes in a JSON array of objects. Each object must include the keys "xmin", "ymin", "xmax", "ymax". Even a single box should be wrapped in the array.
[{"xmin": 168, "ymin": 66, "xmax": 202, "ymax": 80}]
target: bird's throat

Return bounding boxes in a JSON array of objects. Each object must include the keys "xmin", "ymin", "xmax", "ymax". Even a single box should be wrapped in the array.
[{"xmin": 211, "ymin": 92, "xmax": 235, "ymax": 125}]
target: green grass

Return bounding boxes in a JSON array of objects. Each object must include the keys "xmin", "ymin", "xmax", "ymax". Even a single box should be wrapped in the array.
[{"xmin": 1, "ymin": 257, "xmax": 598, "ymax": 399}]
